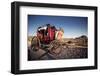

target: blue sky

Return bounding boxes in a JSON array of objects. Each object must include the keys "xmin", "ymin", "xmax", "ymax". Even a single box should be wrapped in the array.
[{"xmin": 28, "ymin": 15, "xmax": 88, "ymax": 38}]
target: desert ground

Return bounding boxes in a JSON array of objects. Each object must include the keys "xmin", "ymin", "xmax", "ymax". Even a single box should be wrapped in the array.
[{"xmin": 28, "ymin": 35, "xmax": 88, "ymax": 60}]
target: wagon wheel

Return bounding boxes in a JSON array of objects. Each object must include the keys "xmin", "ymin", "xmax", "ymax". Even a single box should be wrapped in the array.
[
  {"xmin": 49, "ymin": 40, "xmax": 63, "ymax": 55},
  {"xmin": 31, "ymin": 36, "xmax": 41, "ymax": 51}
]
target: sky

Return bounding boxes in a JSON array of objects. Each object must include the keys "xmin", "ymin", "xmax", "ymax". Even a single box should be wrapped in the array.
[{"xmin": 28, "ymin": 15, "xmax": 88, "ymax": 38}]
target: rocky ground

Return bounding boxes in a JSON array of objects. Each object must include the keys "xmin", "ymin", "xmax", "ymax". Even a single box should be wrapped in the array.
[
  {"xmin": 28, "ymin": 36, "xmax": 88, "ymax": 61},
  {"xmin": 28, "ymin": 46, "xmax": 88, "ymax": 61}
]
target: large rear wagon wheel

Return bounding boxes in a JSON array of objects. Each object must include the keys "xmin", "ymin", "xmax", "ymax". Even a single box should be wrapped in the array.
[{"xmin": 31, "ymin": 36, "xmax": 41, "ymax": 51}]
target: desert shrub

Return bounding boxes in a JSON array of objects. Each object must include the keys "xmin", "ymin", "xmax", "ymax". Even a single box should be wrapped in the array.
[{"xmin": 67, "ymin": 41, "xmax": 72, "ymax": 44}]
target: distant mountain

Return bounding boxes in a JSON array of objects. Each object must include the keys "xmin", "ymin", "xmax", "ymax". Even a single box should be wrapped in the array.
[
  {"xmin": 75, "ymin": 35, "xmax": 88, "ymax": 46},
  {"xmin": 75, "ymin": 35, "xmax": 88, "ymax": 39},
  {"xmin": 62, "ymin": 35, "xmax": 88, "ymax": 47}
]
